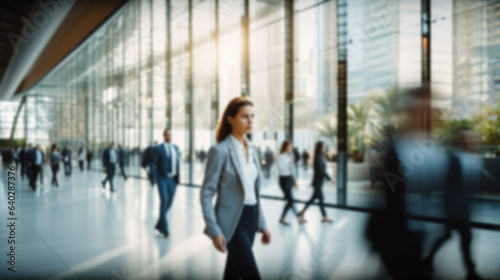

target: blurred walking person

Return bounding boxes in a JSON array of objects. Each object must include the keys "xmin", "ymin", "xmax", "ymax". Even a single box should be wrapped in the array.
[
  {"xmin": 150, "ymin": 131, "xmax": 180, "ymax": 238},
  {"xmin": 102, "ymin": 142, "xmax": 117, "ymax": 192},
  {"xmin": 117, "ymin": 145, "xmax": 128, "ymax": 180},
  {"xmin": 278, "ymin": 140, "xmax": 298, "ymax": 225},
  {"xmin": 19, "ymin": 144, "xmax": 28, "ymax": 180},
  {"xmin": 28, "ymin": 145, "xmax": 44, "ymax": 191},
  {"xmin": 50, "ymin": 144, "xmax": 61, "ymax": 187},
  {"xmin": 298, "ymin": 141, "xmax": 335, "ymax": 224},
  {"xmin": 77, "ymin": 147, "xmax": 85, "ymax": 172},
  {"xmin": 263, "ymin": 147, "xmax": 274, "ymax": 178},
  {"xmin": 302, "ymin": 149, "xmax": 309, "ymax": 171},
  {"xmin": 422, "ymin": 131, "xmax": 484, "ymax": 280},
  {"xmin": 86, "ymin": 149, "xmax": 93, "ymax": 170},
  {"xmin": 61, "ymin": 145, "xmax": 72, "ymax": 176}
]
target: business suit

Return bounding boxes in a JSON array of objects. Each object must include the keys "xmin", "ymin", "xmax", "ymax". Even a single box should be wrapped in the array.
[
  {"xmin": 118, "ymin": 148, "xmax": 127, "ymax": 179},
  {"xmin": 19, "ymin": 148, "xmax": 27, "ymax": 179},
  {"xmin": 365, "ymin": 141, "xmax": 429, "ymax": 280},
  {"xmin": 102, "ymin": 148, "xmax": 117, "ymax": 191},
  {"xmin": 50, "ymin": 152, "xmax": 61, "ymax": 186},
  {"xmin": 300, "ymin": 154, "xmax": 331, "ymax": 217},
  {"xmin": 423, "ymin": 150, "xmax": 478, "ymax": 275},
  {"xmin": 28, "ymin": 149, "xmax": 44, "ymax": 190},
  {"xmin": 150, "ymin": 142, "xmax": 180, "ymax": 236},
  {"xmin": 278, "ymin": 153, "xmax": 298, "ymax": 221},
  {"xmin": 61, "ymin": 148, "xmax": 72, "ymax": 176},
  {"xmin": 200, "ymin": 135, "xmax": 268, "ymax": 280}
]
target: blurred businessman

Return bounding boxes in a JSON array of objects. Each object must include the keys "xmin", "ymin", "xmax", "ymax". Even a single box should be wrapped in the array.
[
  {"xmin": 117, "ymin": 145, "xmax": 128, "ymax": 180},
  {"xmin": 102, "ymin": 142, "xmax": 117, "ymax": 192},
  {"xmin": 28, "ymin": 145, "xmax": 45, "ymax": 191},
  {"xmin": 150, "ymin": 129, "xmax": 180, "ymax": 238}
]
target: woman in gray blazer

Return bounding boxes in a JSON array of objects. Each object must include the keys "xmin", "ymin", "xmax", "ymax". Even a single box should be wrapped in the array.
[{"xmin": 200, "ymin": 96, "xmax": 271, "ymax": 280}]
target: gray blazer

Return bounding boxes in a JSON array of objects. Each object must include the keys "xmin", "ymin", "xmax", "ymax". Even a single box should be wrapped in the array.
[{"xmin": 200, "ymin": 135, "xmax": 268, "ymax": 241}]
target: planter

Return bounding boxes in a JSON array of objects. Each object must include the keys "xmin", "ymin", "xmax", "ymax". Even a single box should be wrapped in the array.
[{"xmin": 352, "ymin": 151, "xmax": 364, "ymax": 163}]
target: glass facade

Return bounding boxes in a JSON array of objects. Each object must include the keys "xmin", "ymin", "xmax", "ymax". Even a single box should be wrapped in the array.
[{"xmin": 1, "ymin": 0, "xmax": 499, "ymax": 210}]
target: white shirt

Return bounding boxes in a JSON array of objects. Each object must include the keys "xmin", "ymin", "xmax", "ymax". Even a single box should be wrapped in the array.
[
  {"xmin": 278, "ymin": 153, "xmax": 294, "ymax": 177},
  {"xmin": 35, "ymin": 150, "xmax": 43, "ymax": 166},
  {"xmin": 78, "ymin": 150, "xmax": 85, "ymax": 161},
  {"xmin": 109, "ymin": 149, "xmax": 117, "ymax": 164},
  {"xmin": 229, "ymin": 134, "xmax": 258, "ymax": 205},
  {"xmin": 163, "ymin": 142, "xmax": 177, "ymax": 177}
]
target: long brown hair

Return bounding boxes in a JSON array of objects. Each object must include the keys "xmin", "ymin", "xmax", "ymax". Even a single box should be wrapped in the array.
[
  {"xmin": 280, "ymin": 140, "xmax": 291, "ymax": 154},
  {"xmin": 216, "ymin": 96, "xmax": 254, "ymax": 143}
]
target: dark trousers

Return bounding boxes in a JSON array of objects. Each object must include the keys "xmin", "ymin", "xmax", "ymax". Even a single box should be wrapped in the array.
[
  {"xmin": 156, "ymin": 177, "xmax": 177, "ymax": 233},
  {"xmin": 279, "ymin": 176, "xmax": 297, "ymax": 219},
  {"xmin": 64, "ymin": 161, "xmax": 72, "ymax": 176},
  {"xmin": 263, "ymin": 163, "xmax": 272, "ymax": 178},
  {"xmin": 39, "ymin": 166, "xmax": 43, "ymax": 184},
  {"xmin": 301, "ymin": 186, "xmax": 326, "ymax": 217},
  {"xmin": 78, "ymin": 160, "xmax": 84, "ymax": 172},
  {"xmin": 26, "ymin": 163, "xmax": 32, "ymax": 179},
  {"xmin": 425, "ymin": 223, "xmax": 475, "ymax": 272},
  {"xmin": 21, "ymin": 162, "xmax": 26, "ymax": 179},
  {"xmin": 102, "ymin": 165, "xmax": 115, "ymax": 190},
  {"xmin": 87, "ymin": 160, "xmax": 91, "ymax": 170},
  {"xmin": 119, "ymin": 163, "xmax": 127, "ymax": 178},
  {"xmin": 51, "ymin": 164, "xmax": 59, "ymax": 186},
  {"xmin": 29, "ymin": 165, "xmax": 41, "ymax": 190},
  {"xmin": 224, "ymin": 205, "xmax": 260, "ymax": 280}
]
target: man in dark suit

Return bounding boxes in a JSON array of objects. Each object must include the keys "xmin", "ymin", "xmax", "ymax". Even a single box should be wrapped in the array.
[
  {"xmin": 264, "ymin": 147, "xmax": 274, "ymax": 178},
  {"xmin": 86, "ymin": 149, "xmax": 93, "ymax": 170},
  {"xmin": 150, "ymin": 130, "xmax": 180, "ymax": 238},
  {"xmin": 117, "ymin": 145, "xmax": 128, "ymax": 180},
  {"xmin": 28, "ymin": 145, "xmax": 44, "ymax": 191},
  {"xmin": 19, "ymin": 144, "xmax": 28, "ymax": 180},
  {"xmin": 422, "ymin": 131, "xmax": 483, "ymax": 279},
  {"xmin": 1, "ymin": 147, "xmax": 14, "ymax": 169},
  {"xmin": 25, "ymin": 143, "xmax": 33, "ymax": 178},
  {"xmin": 102, "ymin": 142, "xmax": 117, "ymax": 192},
  {"xmin": 61, "ymin": 145, "xmax": 72, "ymax": 176},
  {"xmin": 302, "ymin": 149, "xmax": 309, "ymax": 171},
  {"xmin": 142, "ymin": 141, "xmax": 157, "ymax": 187}
]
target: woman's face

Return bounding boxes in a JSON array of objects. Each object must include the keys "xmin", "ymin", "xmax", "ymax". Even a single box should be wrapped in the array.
[
  {"xmin": 286, "ymin": 144, "xmax": 292, "ymax": 153},
  {"xmin": 228, "ymin": 105, "xmax": 254, "ymax": 136}
]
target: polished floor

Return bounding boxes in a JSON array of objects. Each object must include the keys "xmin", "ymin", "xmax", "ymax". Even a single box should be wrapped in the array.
[{"xmin": 0, "ymin": 166, "xmax": 499, "ymax": 279}]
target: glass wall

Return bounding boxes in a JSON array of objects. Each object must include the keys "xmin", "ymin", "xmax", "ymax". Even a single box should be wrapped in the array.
[{"xmin": 3, "ymin": 0, "xmax": 498, "ymax": 212}]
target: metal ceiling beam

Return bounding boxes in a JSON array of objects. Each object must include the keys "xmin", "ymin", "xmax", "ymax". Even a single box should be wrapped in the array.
[{"xmin": 0, "ymin": 0, "xmax": 76, "ymax": 101}]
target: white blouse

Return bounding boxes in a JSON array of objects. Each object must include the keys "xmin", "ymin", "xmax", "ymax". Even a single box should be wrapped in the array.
[
  {"xmin": 278, "ymin": 153, "xmax": 294, "ymax": 177},
  {"xmin": 229, "ymin": 134, "xmax": 258, "ymax": 205}
]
